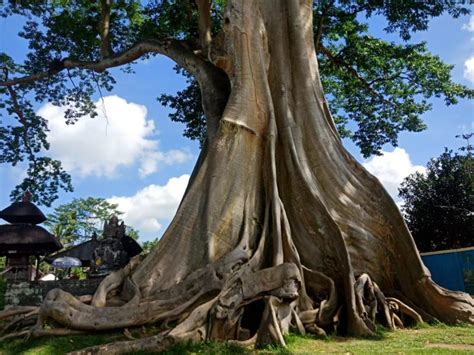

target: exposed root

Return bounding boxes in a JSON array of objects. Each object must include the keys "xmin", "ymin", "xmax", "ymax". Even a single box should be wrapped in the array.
[
  {"xmin": 386, "ymin": 297, "xmax": 424, "ymax": 325},
  {"xmin": 8, "ymin": 259, "xmax": 442, "ymax": 354},
  {"xmin": 372, "ymin": 282, "xmax": 394, "ymax": 330},
  {"xmin": 391, "ymin": 291, "xmax": 438, "ymax": 323},
  {"xmin": 351, "ymin": 274, "xmax": 426, "ymax": 332},
  {"xmin": 393, "ymin": 313, "xmax": 404, "ymax": 329},
  {"xmin": 228, "ymin": 333, "xmax": 257, "ymax": 346},
  {"xmin": 123, "ymin": 328, "xmax": 135, "ymax": 340},
  {"xmin": 0, "ymin": 306, "xmax": 38, "ymax": 321},
  {"xmin": 91, "ymin": 256, "xmax": 141, "ymax": 308},
  {"xmin": 354, "ymin": 274, "xmax": 378, "ymax": 331},
  {"xmin": 0, "ymin": 330, "xmax": 30, "ymax": 342},
  {"xmin": 76, "ymin": 295, "xmax": 93, "ymax": 304},
  {"xmin": 0, "ymin": 327, "xmax": 83, "ymax": 342},
  {"xmin": 30, "ymin": 328, "xmax": 85, "ymax": 337},
  {"xmin": 2, "ymin": 309, "xmax": 38, "ymax": 333}
]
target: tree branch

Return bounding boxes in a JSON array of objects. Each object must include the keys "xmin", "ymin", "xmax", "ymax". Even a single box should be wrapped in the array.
[
  {"xmin": 0, "ymin": 38, "xmax": 230, "ymax": 140},
  {"xmin": 1, "ymin": 39, "xmax": 202, "ymax": 86},
  {"xmin": 4, "ymin": 69, "xmax": 37, "ymax": 163},
  {"xmin": 318, "ymin": 45, "xmax": 393, "ymax": 106},
  {"xmin": 314, "ymin": 0, "xmax": 334, "ymax": 51},
  {"xmin": 0, "ymin": 69, "xmax": 62, "ymax": 87},
  {"xmin": 99, "ymin": 0, "xmax": 113, "ymax": 58},
  {"xmin": 196, "ymin": 0, "xmax": 212, "ymax": 49},
  {"xmin": 368, "ymin": 71, "xmax": 404, "ymax": 86}
]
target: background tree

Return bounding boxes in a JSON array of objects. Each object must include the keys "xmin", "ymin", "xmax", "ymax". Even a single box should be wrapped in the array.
[
  {"xmin": 45, "ymin": 197, "xmax": 139, "ymax": 248},
  {"xmin": 399, "ymin": 134, "xmax": 473, "ymax": 252},
  {"xmin": 0, "ymin": 1, "xmax": 473, "ymax": 353},
  {"xmin": 140, "ymin": 238, "xmax": 160, "ymax": 259}
]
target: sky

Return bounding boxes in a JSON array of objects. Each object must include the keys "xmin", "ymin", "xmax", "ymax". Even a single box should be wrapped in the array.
[{"xmin": 0, "ymin": 9, "xmax": 473, "ymax": 243}]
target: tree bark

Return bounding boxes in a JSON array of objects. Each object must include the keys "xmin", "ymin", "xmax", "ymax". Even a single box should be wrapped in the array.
[{"xmin": 6, "ymin": 0, "xmax": 472, "ymax": 352}]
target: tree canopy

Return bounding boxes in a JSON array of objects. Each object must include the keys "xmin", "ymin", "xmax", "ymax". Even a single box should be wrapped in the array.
[
  {"xmin": 0, "ymin": 0, "xmax": 472, "ymax": 205},
  {"xmin": 399, "ymin": 135, "xmax": 473, "ymax": 253}
]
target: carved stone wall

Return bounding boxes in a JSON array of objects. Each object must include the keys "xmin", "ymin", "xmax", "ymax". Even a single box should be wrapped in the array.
[{"xmin": 5, "ymin": 278, "xmax": 104, "ymax": 307}]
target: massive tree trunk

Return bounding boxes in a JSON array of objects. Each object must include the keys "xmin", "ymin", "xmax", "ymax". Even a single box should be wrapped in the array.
[{"xmin": 3, "ymin": 0, "xmax": 472, "ymax": 353}]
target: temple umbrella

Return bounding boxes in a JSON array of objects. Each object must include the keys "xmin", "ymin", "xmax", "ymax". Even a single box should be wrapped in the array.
[{"xmin": 52, "ymin": 256, "xmax": 82, "ymax": 269}]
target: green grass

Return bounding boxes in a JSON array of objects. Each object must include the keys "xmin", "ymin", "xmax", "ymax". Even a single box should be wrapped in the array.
[
  {"xmin": 283, "ymin": 323, "xmax": 474, "ymax": 354},
  {"xmin": 0, "ymin": 324, "xmax": 473, "ymax": 354}
]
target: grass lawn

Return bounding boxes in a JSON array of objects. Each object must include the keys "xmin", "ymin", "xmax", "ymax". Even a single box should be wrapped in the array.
[{"xmin": 0, "ymin": 323, "xmax": 473, "ymax": 354}]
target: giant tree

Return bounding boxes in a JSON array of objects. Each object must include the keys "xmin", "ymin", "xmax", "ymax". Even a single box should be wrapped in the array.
[{"xmin": 0, "ymin": 0, "xmax": 473, "ymax": 353}]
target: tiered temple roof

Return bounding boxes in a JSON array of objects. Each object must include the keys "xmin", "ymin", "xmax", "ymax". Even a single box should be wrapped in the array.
[{"xmin": 0, "ymin": 193, "xmax": 62, "ymax": 257}]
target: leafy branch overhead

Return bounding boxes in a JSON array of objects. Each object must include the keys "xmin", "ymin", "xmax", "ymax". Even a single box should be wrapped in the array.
[{"xmin": 0, "ymin": 0, "xmax": 472, "ymax": 204}]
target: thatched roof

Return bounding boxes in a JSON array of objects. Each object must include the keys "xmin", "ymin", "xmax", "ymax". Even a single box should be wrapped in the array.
[
  {"xmin": 46, "ymin": 238, "xmax": 100, "ymax": 267},
  {"xmin": 0, "ymin": 201, "xmax": 46, "ymax": 225},
  {"xmin": 0, "ymin": 224, "xmax": 62, "ymax": 256},
  {"xmin": 46, "ymin": 236, "xmax": 143, "ymax": 267}
]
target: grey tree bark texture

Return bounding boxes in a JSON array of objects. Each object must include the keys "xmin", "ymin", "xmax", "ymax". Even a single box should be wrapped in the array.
[{"xmin": 2, "ymin": 0, "xmax": 473, "ymax": 353}]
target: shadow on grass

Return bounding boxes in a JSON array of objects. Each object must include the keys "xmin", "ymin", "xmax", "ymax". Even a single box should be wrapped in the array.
[
  {"xmin": 0, "ymin": 332, "xmax": 125, "ymax": 355},
  {"xmin": 134, "ymin": 341, "xmax": 250, "ymax": 355},
  {"xmin": 0, "ymin": 333, "xmax": 251, "ymax": 355}
]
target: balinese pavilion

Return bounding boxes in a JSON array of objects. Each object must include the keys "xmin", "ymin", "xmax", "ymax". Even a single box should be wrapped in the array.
[{"xmin": 0, "ymin": 192, "xmax": 62, "ymax": 281}]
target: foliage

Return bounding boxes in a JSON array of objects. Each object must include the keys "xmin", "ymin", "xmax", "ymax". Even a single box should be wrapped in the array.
[
  {"xmin": 140, "ymin": 238, "xmax": 160, "ymax": 258},
  {"xmin": 399, "ymin": 135, "xmax": 473, "ymax": 252},
  {"xmin": 157, "ymin": 67, "xmax": 207, "ymax": 147},
  {"xmin": 0, "ymin": 1, "xmax": 472, "ymax": 204},
  {"xmin": 0, "ymin": 324, "xmax": 473, "ymax": 354},
  {"xmin": 44, "ymin": 197, "xmax": 138, "ymax": 248}
]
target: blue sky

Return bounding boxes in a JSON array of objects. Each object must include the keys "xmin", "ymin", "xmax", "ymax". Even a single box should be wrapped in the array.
[{"xmin": 1, "ymin": 10, "xmax": 473, "ymax": 243}]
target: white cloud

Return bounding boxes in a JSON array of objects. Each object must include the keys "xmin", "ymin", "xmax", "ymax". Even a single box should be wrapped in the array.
[
  {"xmin": 462, "ymin": 15, "xmax": 474, "ymax": 32},
  {"xmin": 461, "ymin": 16, "xmax": 474, "ymax": 84},
  {"xmin": 107, "ymin": 174, "xmax": 190, "ymax": 236},
  {"xmin": 363, "ymin": 148, "xmax": 425, "ymax": 199},
  {"xmin": 139, "ymin": 149, "xmax": 192, "ymax": 178},
  {"xmin": 38, "ymin": 95, "xmax": 192, "ymax": 178},
  {"xmin": 464, "ymin": 56, "xmax": 474, "ymax": 84}
]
